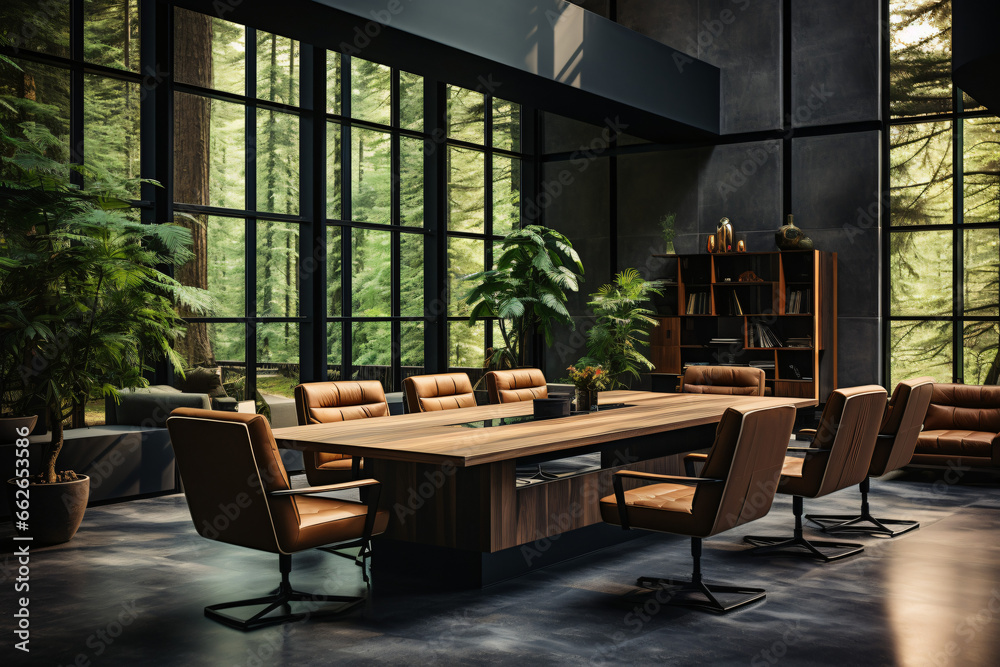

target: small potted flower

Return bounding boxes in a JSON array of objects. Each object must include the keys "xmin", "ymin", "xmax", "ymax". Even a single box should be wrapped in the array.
[{"xmin": 566, "ymin": 362, "xmax": 611, "ymax": 412}]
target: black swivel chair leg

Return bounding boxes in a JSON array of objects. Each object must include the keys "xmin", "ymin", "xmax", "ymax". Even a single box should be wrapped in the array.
[
  {"xmin": 205, "ymin": 554, "xmax": 367, "ymax": 631},
  {"xmin": 635, "ymin": 537, "xmax": 767, "ymax": 614},
  {"xmin": 805, "ymin": 477, "xmax": 920, "ymax": 537},
  {"xmin": 744, "ymin": 496, "xmax": 865, "ymax": 562}
]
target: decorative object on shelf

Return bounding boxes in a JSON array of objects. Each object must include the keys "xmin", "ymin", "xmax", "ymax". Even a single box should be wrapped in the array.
[
  {"xmin": 738, "ymin": 270, "xmax": 763, "ymax": 282},
  {"xmin": 565, "ymin": 363, "xmax": 610, "ymax": 412},
  {"xmin": 706, "ymin": 235, "xmax": 716, "ymax": 254},
  {"xmin": 775, "ymin": 214, "xmax": 814, "ymax": 251},
  {"xmin": 659, "ymin": 213, "xmax": 676, "ymax": 254},
  {"xmin": 737, "ymin": 239, "xmax": 747, "ymax": 253},
  {"xmin": 716, "ymin": 217, "xmax": 734, "ymax": 253}
]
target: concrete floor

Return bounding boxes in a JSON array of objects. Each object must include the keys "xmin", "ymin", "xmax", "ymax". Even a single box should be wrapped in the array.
[{"xmin": 2, "ymin": 469, "xmax": 999, "ymax": 666}]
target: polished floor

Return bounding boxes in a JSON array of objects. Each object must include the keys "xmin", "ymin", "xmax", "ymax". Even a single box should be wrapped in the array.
[{"xmin": 2, "ymin": 469, "xmax": 999, "ymax": 666}]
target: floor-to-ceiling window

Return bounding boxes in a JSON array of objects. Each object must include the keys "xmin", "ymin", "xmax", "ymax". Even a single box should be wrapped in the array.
[
  {"xmin": 887, "ymin": 0, "xmax": 1000, "ymax": 385},
  {"xmin": 0, "ymin": 1, "xmax": 528, "ymax": 419}
]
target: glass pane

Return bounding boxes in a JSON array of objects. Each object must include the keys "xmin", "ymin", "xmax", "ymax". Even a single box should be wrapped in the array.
[
  {"xmin": 493, "ymin": 155, "xmax": 520, "ymax": 236},
  {"xmin": 448, "ymin": 85, "xmax": 485, "ymax": 144},
  {"xmin": 327, "ymin": 320, "xmax": 343, "ymax": 379},
  {"xmin": 351, "ymin": 127, "xmax": 391, "ymax": 224},
  {"xmin": 327, "ymin": 226, "xmax": 342, "ymax": 317},
  {"xmin": 351, "ymin": 58, "xmax": 391, "ymax": 125},
  {"xmin": 327, "ymin": 51, "xmax": 341, "ymax": 115},
  {"xmin": 964, "ymin": 228, "xmax": 999, "ymax": 317},
  {"xmin": 492, "ymin": 97, "xmax": 521, "ymax": 152},
  {"xmin": 256, "ymin": 31, "xmax": 299, "ymax": 105},
  {"xmin": 889, "ymin": 121, "xmax": 952, "ymax": 226},
  {"xmin": 401, "ymin": 321, "xmax": 424, "ymax": 369},
  {"xmin": 257, "ymin": 221, "xmax": 300, "ymax": 317},
  {"xmin": 174, "ymin": 8, "xmax": 245, "ymax": 95},
  {"xmin": 256, "ymin": 108, "xmax": 299, "ymax": 215},
  {"xmin": 174, "ymin": 93, "xmax": 245, "ymax": 209},
  {"xmin": 175, "ymin": 322, "xmax": 243, "ymax": 381},
  {"xmin": 400, "ymin": 136, "xmax": 424, "ymax": 227},
  {"xmin": 84, "ymin": 0, "xmax": 139, "ymax": 72},
  {"xmin": 448, "ymin": 237, "xmax": 484, "ymax": 316},
  {"xmin": 889, "ymin": 0, "xmax": 952, "ymax": 118},
  {"xmin": 352, "ymin": 228, "xmax": 392, "ymax": 316},
  {"xmin": 449, "ymin": 320, "xmax": 485, "ymax": 369},
  {"xmin": 0, "ymin": 59, "xmax": 71, "ymax": 158},
  {"xmin": 327, "ymin": 122, "xmax": 343, "ymax": 219},
  {"xmin": 1, "ymin": 0, "xmax": 70, "ymax": 58},
  {"xmin": 964, "ymin": 322, "xmax": 999, "ymax": 385},
  {"xmin": 963, "ymin": 117, "xmax": 1000, "ymax": 223},
  {"xmin": 400, "ymin": 233, "xmax": 424, "ymax": 317},
  {"xmin": 84, "ymin": 75, "xmax": 140, "ymax": 193},
  {"xmin": 448, "ymin": 147, "xmax": 486, "ymax": 233},
  {"xmin": 256, "ymin": 322, "xmax": 299, "ymax": 398},
  {"xmin": 889, "ymin": 230, "xmax": 952, "ymax": 316},
  {"xmin": 399, "ymin": 70, "xmax": 423, "ymax": 131},
  {"xmin": 890, "ymin": 320, "xmax": 952, "ymax": 385},
  {"xmin": 195, "ymin": 216, "xmax": 245, "ymax": 317},
  {"xmin": 353, "ymin": 320, "xmax": 391, "ymax": 368}
]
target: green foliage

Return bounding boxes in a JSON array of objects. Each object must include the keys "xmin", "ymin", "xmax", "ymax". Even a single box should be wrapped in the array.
[
  {"xmin": 464, "ymin": 225, "xmax": 584, "ymax": 369},
  {"xmin": 0, "ymin": 119, "xmax": 208, "ymax": 483},
  {"xmin": 583, "ymin": 269, "xmax": 664, "ymax": 389}
]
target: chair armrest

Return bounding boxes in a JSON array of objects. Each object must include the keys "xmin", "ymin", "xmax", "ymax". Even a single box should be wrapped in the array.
[
  {"xmin": 683, "ymin": 452, "xmax": 709, "ymax": 477},
  {"xmin": 786, "ymin": 446, "xmax": 820, "ymax": 452},
  {"xmin": 683, "ymin": 453, "xmax": 708, "ymax": 462},
  {"xmin": 269, "ymin": 478, "xmax": 381, "ymax": 497},
  {"xmin": 613, "ymin": 470, "xmax": 723, "ymax": 485},
  {"xmin": 798, "ymin": 428, "xmax": 817, "ymax": 436}
]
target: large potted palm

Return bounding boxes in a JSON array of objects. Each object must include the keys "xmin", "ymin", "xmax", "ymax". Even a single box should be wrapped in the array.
[
  {"xmin": 0, "ymin": 119, "xmax": 206, "ymax": 544},
  {"xmin": 463, "ymin": 225, "xmax": 584, "ymax": 369}
]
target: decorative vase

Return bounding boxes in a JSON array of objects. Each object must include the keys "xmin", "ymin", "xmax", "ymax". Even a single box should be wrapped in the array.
[
  {"xmin": 716, "ymin": 217, "xmax": 734, "ymax": 253},
  {"xmin": 736, "ymin": 239, "xmax": 747, "ymax": 253},
  {"xmin": 706, "ymin": 235, "xmax": 716, "ymax": 254},
  {"xmin": 0, "ymin": 415, "xmax": 38, "ymax": 444},
  {"xmin": 775, "ymin": 214, "xmax": 814, "ymax": 251},
  {"xmin": 575, "ymin": 388, "xmax": 599, "ymax": 412},
  {"xmin": 6, "ymin": 475, "xmax": 90, "ymax": 545}
]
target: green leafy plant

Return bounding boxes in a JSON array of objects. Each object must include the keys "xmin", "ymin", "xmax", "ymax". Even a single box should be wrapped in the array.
[
  {"xmin": 584, "ymin": 268, "xmax": 664, "ymax": 389},
  {"xmin": 0, "ymin": 120, "xmax": 209, "ymax": 484},
  {"xmin": 565, "ymin": 363, "xmax": 611, "ymax": 391},
  {"xmin": 659, "ymin": 212, "xmax": 676, "ymax": 252},
  {"xmin": 463, "ymin": 225, "xmax": 584, "ymax": 369}
]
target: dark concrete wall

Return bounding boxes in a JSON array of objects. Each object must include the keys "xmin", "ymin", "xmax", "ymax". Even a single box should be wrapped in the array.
[{"xmin": 541, "ymin": 0, "xmax": 883, "ymax": 391}]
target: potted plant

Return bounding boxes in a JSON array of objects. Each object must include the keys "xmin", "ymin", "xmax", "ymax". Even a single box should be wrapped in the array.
[
  {"xmin": 659, "ymin": 213, "xmax": 676, "ymax": 254},
  {"xmin": 0, "ymin": 118, "xmax": 207, "ymax": 545},
  {"xmin": 582, "ymin": 269, "xmax": 664, "ymax": 389},
  {"xmin": 565, "ymin": 363, "xmax": 610, "ymax": 412},
  {"xmin": 463, "ymin": 225, "xmax": 584, "ymax": 369}
]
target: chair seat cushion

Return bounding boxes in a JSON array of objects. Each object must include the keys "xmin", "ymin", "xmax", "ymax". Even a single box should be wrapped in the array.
[
  {"xmin": 291, "ymin": 496, "xmax": 390, "ymax": 550},
  {"xmin": 780, "ymin": 455, "xmax": 805, "ymax": 478},
  {"xmin": 915, "ymin": 430, "xmax": 994, "ymax": 458}
]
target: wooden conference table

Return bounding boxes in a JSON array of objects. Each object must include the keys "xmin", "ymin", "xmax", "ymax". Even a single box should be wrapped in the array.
[{"xmin": 274, "ymin": 390, "xmax": 815, "ymax": 586}]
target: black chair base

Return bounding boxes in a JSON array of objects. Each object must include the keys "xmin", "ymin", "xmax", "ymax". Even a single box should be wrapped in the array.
[
  {"xmin": 635, "ymin": 576, "xmax": 765, "ymax": 613},
  {"xmin": 743, "ymin": 534, "xmax": 864, "ymax": 562},
  {"xmin": 805, "ymin": 512, "xmax": 919, "ymax": 538}
]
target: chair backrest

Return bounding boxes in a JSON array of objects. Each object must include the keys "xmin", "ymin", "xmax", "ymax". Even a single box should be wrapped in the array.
[
  {"xmin": 923, "ymin": 383, "xmax": 1000, "ymax": 433},
  {"xmin": 166, "ymin": 408, "xmax": 300, "ymax": 554},
  {"xmin": 692, "ymin": 403, "xmax": 797, "ymax": 536},
  {"xmin": 294, "ymin": 381, "xmax": 389, "ymax": 426},
  {"xmin": 402, "ymin": 372, "xmax": 476, "ymax": 412},
  {"xmin": 681, "ymin": 366, "xmax": 765, "ymax": 396},
  {"xmin": 485, "ymin": 368, "xmax": 548, "ymax": 404},
  {"xmin": 872, "ymin": 376, "xmax": 935, "ymax": 474},
  {"xmin": 800, "ymin": 385, "xmax": 887, "ymax": 497}
]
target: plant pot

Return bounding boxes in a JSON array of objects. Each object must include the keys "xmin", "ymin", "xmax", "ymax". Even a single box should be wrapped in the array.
[
  {"xmin": 575, "ymin": 388, "xmax": 599, "ymax": 413},
  {"xmin": 6, "ymin": 475, "xmax": 90, "ymax": 546},
  {"xmin": 0, "ymin": 415, "xmax": 38, "ymax": 444}
]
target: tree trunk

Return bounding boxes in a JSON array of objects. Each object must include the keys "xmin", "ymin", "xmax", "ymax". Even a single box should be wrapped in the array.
[
  {"xmin": 173, "ymin": 10, "xmax": 214, "ymax": 368},
  {"xmin": 44, "ymin": 404, "xmax": 63, "ymax": 483}
]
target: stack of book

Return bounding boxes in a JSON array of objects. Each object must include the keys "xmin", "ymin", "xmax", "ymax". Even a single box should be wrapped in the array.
[
  {"xmin": 747, "ymin": 320, "xmax": 784, "ymax": 348},
  {"xmin": 728, "ymin": 291, "xmax": 744, "ymax": 316},
  {"xmin": 786, "ymin": 289, "xmax": 811, "ymax": 314},
  {"xmin": 686, "ymin": 292, "xmax": 710, "ymax": 314}
]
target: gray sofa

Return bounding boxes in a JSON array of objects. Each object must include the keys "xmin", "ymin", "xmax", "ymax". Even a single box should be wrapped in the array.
[{"xmin": 105, "ymin": 385, "xmax": 237, "ymax": 427}]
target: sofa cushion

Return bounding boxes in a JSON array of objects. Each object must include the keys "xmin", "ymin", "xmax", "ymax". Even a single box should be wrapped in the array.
[
  {"xmin": 115, "ymin": 390, "xmax": 212, "ymax": 427},
  {"xmin": 923, "ymin": 383, "xmax": 1000, "ymax": 433},
  {"xmin": 176, "ymin": 367, "xmax": 227, "ymax": 399},
  {"xmin": 916, "ymin": 430, "xmax": 994, "ymax": 459}
]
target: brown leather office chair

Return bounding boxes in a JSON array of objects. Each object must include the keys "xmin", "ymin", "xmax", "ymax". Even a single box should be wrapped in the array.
[
  {"xmin": 294, "ymin": 381, "xmax": 390, "ymax": 485},
  {"xmin": 402, "ymin": 372, "xmax": 476, "ymax": 413},
  {"xmin": 743, "ymin": 385, "xmax": 888, "ymax": 561},
  {"xmin": 485, "ymin": 368, "xmax": 548, "ymax": 404},
  {"xmin": 166, "ymin": 408, "xmax": 389, "ymax": 631},
  {"xmin": 805, "ymin": 376, "xmax": 935, "ymax": 537},
  {"xmin": 682, "ymin": 366, "xmax": 765, "ymax": 396},
  {"xmin": 600, "ymin": 403, "xmax": 797, "ymax": 613}
]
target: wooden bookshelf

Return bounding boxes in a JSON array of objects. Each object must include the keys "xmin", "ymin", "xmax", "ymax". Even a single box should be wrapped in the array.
[{"xmin": 649, "ymin": 250, "xmax": 837, "ymax": 402}]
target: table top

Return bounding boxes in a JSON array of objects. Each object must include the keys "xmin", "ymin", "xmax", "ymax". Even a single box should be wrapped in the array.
[{"xmin": 272, "ymin": 390, "xmax": 815, "ymax": 467}]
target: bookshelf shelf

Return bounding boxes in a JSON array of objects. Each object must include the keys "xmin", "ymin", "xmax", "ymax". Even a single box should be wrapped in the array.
[{"xmin": 649, "ymin": 250, "xmax": 837, "ymax": 402}]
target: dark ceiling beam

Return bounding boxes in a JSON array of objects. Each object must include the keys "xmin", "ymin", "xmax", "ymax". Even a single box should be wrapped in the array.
[{"xmin": 952, "ymin": 0, "xmax": 1000, "ymax": 116}]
